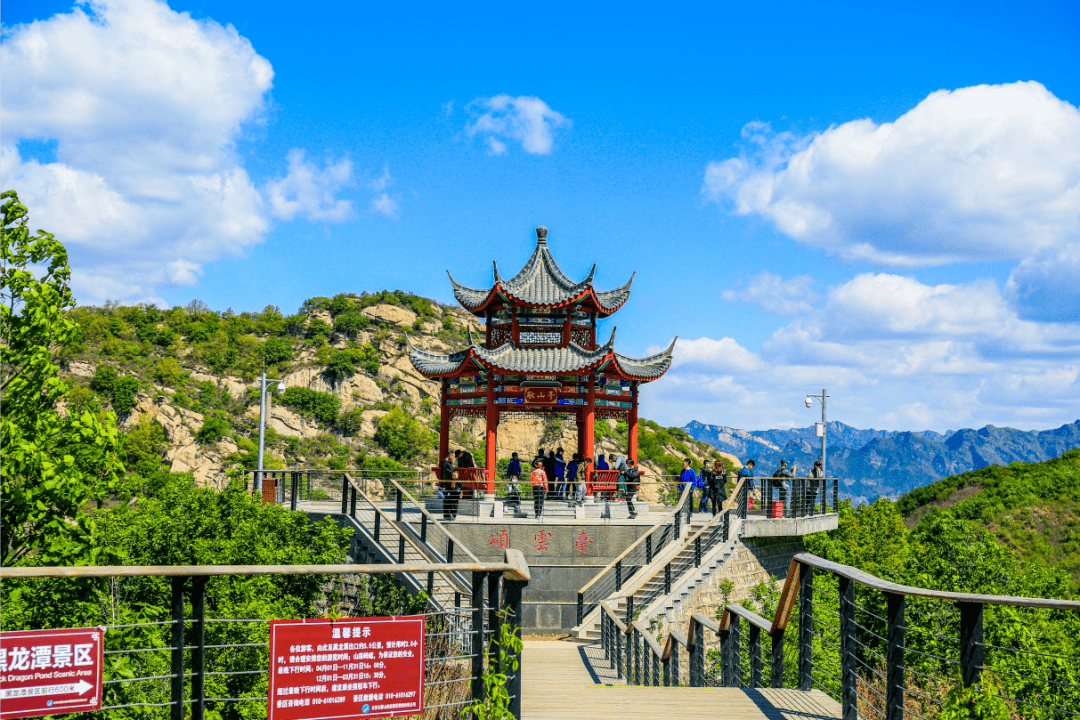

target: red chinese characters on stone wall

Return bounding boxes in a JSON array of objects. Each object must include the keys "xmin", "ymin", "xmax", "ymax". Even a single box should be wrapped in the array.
[
  {"xmin": 487, "ymin": 530, "xmax": 509, "ymax": 549},
  {"xmin": 573, "ymin": 530, "xmax": 594, "ymax": 554},
  {"xmin": 533, "ymin": 530, "xmax": 552, "ymax": 552}
]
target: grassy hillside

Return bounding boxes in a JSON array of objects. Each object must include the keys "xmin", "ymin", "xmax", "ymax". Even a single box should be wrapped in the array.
[
  {"xmin": 59, "ymin": 292, "xmax": 730, "ymax": 488},
  {"xmin": 896, "ymin": 449, "xmax": 1080, "ymax": 592}
]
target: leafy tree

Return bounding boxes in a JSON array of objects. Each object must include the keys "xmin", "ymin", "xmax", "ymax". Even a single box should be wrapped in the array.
[
  {"xmin": 111, "ymin": 375, "xmax": 140, "ymax": 414},
  {"xmin": 374, "ymin": 406, "xmax": 435, "ymax": 462},
  {"xmin": 0, "ymin": 190, "xmax": 124, "ymax": 566},
  {"xmin": 306, "ymin": 318, "xmax": 332, "ymax": 342},
  {"xmin": 122, "ymin": 415, "xmax": 167, "ymax": 476},
  {"xmin": 324, "ymin": 345, "xmax": 381, "ymax": 381},
  {"xmin": 336, "ymin": 407, "xmax": 365, "ymax": 436}
]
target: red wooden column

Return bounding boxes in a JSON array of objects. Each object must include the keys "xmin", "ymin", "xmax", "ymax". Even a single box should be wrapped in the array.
[
  {"xmin": 439, "ymin": 379, "xmax": 450, "ymax": 461},
  {"xmin": 584, "ymin": 376, "xmax": 596, "ymax": 485},
  {"xmin": 485, "ymin": 378, "xmax": 497, "ymax": 497},
  {"xmin": 576, "ymin": 410, "xmax": 586, "ymax": 459},
  {"xmin": 628, "ymin": 382, "xmax": 639, "ymax": 464}
]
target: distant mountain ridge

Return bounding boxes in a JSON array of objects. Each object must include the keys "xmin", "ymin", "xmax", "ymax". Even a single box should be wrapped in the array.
[{"xmin": 683, "ymin": 419, "xmax": 1080, "ymax": 503}]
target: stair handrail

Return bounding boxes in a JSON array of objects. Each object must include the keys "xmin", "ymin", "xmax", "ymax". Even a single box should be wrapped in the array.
[
  {"xmin": 384, "ymin": 476, "xmax": 481, "ymax": 563},
  {"xmin": 343, "ymin": 474, "xmax": 471, "ymax": 597},
  {"xmin": 613, "ymin": 478, "xmax": 749, "ymax": 612},
  {"xmin": 575, "ymin": 483, "xmax": 693, "ymax": 622}
]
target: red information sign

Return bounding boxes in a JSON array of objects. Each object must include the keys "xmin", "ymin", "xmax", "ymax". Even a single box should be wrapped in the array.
[
  {"xmin": 0, "ymin": 627, "xmax": 103, "ymax": 719},
  {"xmin": 268, "ymin": 617, "xmax": 425, "ymax": 720}
]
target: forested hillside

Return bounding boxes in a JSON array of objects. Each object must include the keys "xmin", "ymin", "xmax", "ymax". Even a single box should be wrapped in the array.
[
  {"xmin": 57, "ymin": 291, "xmax": 733, "ymax": 494},
  {"xmin": 896, "ymin": 450, "xmax": 1080, "ymax": 592}
]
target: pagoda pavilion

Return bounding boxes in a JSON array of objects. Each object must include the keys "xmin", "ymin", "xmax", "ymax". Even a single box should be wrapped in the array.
[{"xmin": 407, "ymin": 226, "xmax": 676, "ymax": 497}]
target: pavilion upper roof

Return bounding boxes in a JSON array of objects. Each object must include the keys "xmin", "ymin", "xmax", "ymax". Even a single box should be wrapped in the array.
[
  {"xmin": 406, "ymin": 328, "xmax": 676, "ymax": 382},
  {"xmin": 447, "ymin": 227, "xmax": 634, "ymax": 316}
]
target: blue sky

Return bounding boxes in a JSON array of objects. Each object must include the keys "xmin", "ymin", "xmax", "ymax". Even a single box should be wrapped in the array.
[{"xmin": 3, "ymin": 0, "xmax": 1080, "ymax": 432}]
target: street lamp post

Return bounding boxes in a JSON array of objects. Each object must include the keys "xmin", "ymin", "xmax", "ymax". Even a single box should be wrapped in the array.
[
  {"xmin": 804, "ymin": 388, "xmax": 829, "ymax": 477},
  {"xmin": 256, "ymin": 370, "xmax": 286, "ymax": 491}
]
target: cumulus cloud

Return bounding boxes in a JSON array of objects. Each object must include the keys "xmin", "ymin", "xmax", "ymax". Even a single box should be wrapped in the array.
[
  {"xmin": 465, "ymin": 95, "xmax": 570, "ymax": 155},
  {"xmin": 266, "ymin": 149, "xmax": 353, "ymax": 222},
  {"xmin": 0, "ymin": 0, "xmax": 358, "ymax": 305},
  {"xmin": 643, "ymin": 273, "xmax": 1080, "ymax": 431},
  {"xmin": 0, "ymin": 0, "xmax": 274, "ymax": 303},
  {"xmin": 703, "ymin": 82, "xmax": 1080, "ymax": 270},
  {"xmin": 721, "ymin": 271, "xmax": 819, "ymax": 314}
]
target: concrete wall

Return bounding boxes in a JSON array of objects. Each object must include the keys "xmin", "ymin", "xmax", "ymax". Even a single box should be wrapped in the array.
[{"xmin": 449, "ymin": 522, "xmax": 653, "ymax": 634}]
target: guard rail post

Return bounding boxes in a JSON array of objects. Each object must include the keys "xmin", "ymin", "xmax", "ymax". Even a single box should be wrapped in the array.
[
  {"xmin": 396, "ymin": 487, "xmax": 403, "ymax": 521},
  {"xmin": 349, "ymin": 486, "xmax": 357, "ymax": 516},
  {"xmin": 471, "ymin": 571, "xmax": 485, "ymax": 704},
  {"xmin": 959, "ymin": 601, "xmax": 984, "ymax": 689},
  {"xmin": 832, "ymin": 478, "xmax": 839, "ymax": 514},
  {"xmin": 374, "ymin": 513, "xmax": 381, "ymax": 543},
  {"xmin": 615, "ymin": 561, "xmax": 622, "ymax": 592},
  {"xmin": 504, "ymin": 573, "xmax": 525, "ymax": 720},
  {"xmin": 646, "ymin": 535, "xmax": 653, "ymax": 564},
  {"xmin": 170, "ymin": 575, "xmax": 185, "ymax": 720},
  {"xmin": 616, "ymin": 618, "xmax": 623, "ymax": 679},
  {"xmin": 340, "ymin": 475, "xmax": 349, "ymax": 514},
  {"xmin": 577, "ymin": 594, "xmax": 584, "ymax": 626},
  {"xmin": 447, "ymin": 538, "xmax": 454, "ymax": 563},
  {"xmin": 672, "ymin": 639, "xmax": 680, "ymax": 686},
  {"xmin": 692, "ymin": 620, "xmax": 705, "ymax": 687},
  {"xmin": 729, "ymin": 615, "xmax": 741, "ymax": 688},
  {"xmin": 488, "ymin": 573, "xmax": 501, "ymax": 671},
  {"xmin": 191, "ymin": 576, "xmax": 206, "ymax": 720},
  {"xmin": 886, "ymin": 593, "xmax": 906, "ymax": 720},
  {"xmin": 771, "ymin": 628, "xmax": 784, "ymax": 688},
  {"xmin": 420, "ymin": 514, "xmax": 428, "ymax": 543},
  {"xmin": 664, "ymin": 563, "xmax": 671, "ymax": 595},
  {"xmin": 694, "ymin": 537, "xmax": 702, "ymax": 567},
  {"xmin": 290, "ymin": 472, "xmax": 298, "ymax": 511},
  {"xmin": 723, "ymin": 512, "xmax": 729, "ymax": 543},
  {"xmin": 839, "ymin": 575, "xmax": 856, "ymax": 720},
  {"xmin": 662, "ymin": 648, "xmax": 671, "ymax": 687},
  {"xmin": 798, "ymin": 563, "xmax": 813, "ymax": 691},
  {"xmin": 749, "ymin": 622, "xmax": 762, "ymax": 687},
  {"xmin": 721, "ymin": 623, "xmax": 732, "ymax": 687}
]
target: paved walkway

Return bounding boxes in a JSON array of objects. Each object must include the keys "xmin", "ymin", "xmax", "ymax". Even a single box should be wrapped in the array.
[{"xmin": 521, "ymin": 641, "xmax": 841, "ymax": 720}]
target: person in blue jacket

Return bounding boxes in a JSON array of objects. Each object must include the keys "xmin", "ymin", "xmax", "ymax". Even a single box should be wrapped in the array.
[
  {"xmin": 596, "ymin": 454, "xmax": 609, "ymax": 471},
  {"xmin": 566, "ymin": 453, "xmax": 580, "ymax": 505},
  {"xmin": 554, "ymin": 448, "xmax": 566, "ymax": 498},
  {"xmin": 679, "ymin": 458, "xmax": 697, "ymax": 513}
]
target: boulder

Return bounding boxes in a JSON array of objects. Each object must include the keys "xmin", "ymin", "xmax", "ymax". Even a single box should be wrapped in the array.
[
  {"xmin": 67, "ymin": 360, "xmax": 95, "ymax": 378},
  {"xmin": 362, "ymin": 304, "xmax": 416, "ymax": 328},
  {"xmin": 341, "ymin": 373, "xmax": 384, "ymax": 406}
]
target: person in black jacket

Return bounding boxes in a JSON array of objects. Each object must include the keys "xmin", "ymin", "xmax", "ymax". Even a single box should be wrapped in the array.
[
  {"xmin": 624, "ymin": 458, "xmax": 641, "ymax": 519},
  {"xmin": 455, "ymin": 449, "xmax": 475, "ymax": 468},
  {"xmin": 439, "ymin": 451, "xmax": 458, "ymax": 520},
  {"xmin": 704, "ymin": 460, "xmax": 728, "ymax": 515}
]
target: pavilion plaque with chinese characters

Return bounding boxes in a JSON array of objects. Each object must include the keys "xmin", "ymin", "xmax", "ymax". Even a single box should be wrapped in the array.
[{"xmin": 522, "ymin": 386, "xmax": 558, "ymax": 405}]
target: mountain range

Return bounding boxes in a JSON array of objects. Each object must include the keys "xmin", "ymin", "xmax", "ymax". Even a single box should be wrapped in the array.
[{"xmin": 683, "ymin": 419, "xmax": 1080, "ymax": 503}]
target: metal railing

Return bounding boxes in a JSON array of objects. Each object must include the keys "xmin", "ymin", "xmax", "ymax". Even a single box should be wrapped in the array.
[
  {"xmin": 0, "ymin": 554, "xmax": 531, "ymax": 720},
  {"xmin": 575, "ymin": 484, "xmax": 693, "ymax": 626},
  {"xmin": 743, "ymin": 476, "xmax": 841, "ymax": 518},
  {"xmin": 610, "ymin": 552, "xmax": 1080, "ymax": 720}
]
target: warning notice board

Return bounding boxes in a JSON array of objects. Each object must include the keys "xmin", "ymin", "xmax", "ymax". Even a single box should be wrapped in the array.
[
  {"xmin": 0, "ymin": 627, "xmax": 103, "ymax": 719},
  {"xmin": 268, "ymin": 616, "xmax": 425, "ymax": 719}
]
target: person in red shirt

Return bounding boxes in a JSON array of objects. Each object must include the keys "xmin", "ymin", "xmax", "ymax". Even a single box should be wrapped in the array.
[{"xmin": 530, "ymin": 459, "xmax": 548, "ymax": 519}]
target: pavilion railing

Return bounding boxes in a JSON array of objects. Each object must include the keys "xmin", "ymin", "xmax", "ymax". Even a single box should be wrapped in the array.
[
  {"xmin": 0, "ymin": 552, "xmax": 531, "ymax": 720},
  {"xmin": 244, "ymin": 469, "xmax": 426, "ymax": 506},
  {"xmin": 610, "ymin": 552, "xmax": 1080, "ymax": 720}
]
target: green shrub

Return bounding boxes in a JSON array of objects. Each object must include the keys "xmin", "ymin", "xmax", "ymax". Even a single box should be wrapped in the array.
[
  {"xmin": 306, "ymin": 318, "xmax": 332, "ymax": 342},
  {"xmin": 336, "ymin": 407, "xmax": 365, "ymax": 436},
  {"xmin": 279, "ymin": 387, "xmax": 341, "ymax": 426},
  {"xmin": 374, "ymin": 406, "xmax": 435, "ymax": 462},
  {"xmin": 324, "ymin": 345, "xmax": 381, "ymax": 381},
  {"xmin": 333, "ymin": 311, "xmax": 370, "ymax": 339},
  {"xmin": 262, "ymin": 337, "xmax": 292, "ymax": 365},
  {"xmin": 282, "ymin": 314, "xmax": 306, "ymax": 336},
  {"xmin": 195, "ymin": 416, "xmax": 230, "ymax": 444},
  {"xmin": 111, "ymin": 376, "xmax": 140, "ymax": 414},
  {"xmin": 327, "ymin": 293, "xmax": 353, "ymax": 317},
  {"xmin": 90, "ymin": 364, "xmax": 118, "ymax": 395},
  {"xmin": 153, "ymin": 357, "xmax": 186, "ymax": 387}
]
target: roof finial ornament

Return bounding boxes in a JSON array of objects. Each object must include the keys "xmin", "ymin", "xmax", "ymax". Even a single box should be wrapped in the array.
[{"xmin": 536, "ymin": 226, "xmax": 548, "ymax": 245}]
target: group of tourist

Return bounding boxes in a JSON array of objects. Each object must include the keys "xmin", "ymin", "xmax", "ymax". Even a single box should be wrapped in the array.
[
  {"xmin": 676, "ymin": 458, "xmax": 732, "ymax": 515},
  {"xmin": 730, "ymin": 457, "xmax": 826, "ymax": 518},
  {"xmin": 512, "ymin": 447, "xmax": 642, "ymax": 520}
]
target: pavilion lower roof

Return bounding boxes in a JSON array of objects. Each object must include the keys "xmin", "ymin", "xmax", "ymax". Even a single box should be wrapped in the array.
[{"xmin": 406, "ymin": 329, "xmax": 676, "ymax": 382}]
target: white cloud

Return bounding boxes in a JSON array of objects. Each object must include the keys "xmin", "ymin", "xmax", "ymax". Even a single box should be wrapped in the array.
[
  {"xmin": 703, "ymin": 82, "xmax": 1080, "ymax": 271},
  {"xmin": 721, "ymin": 271, "xmax": 819, "ymax": 314},
  {"xmin": 465, "ymin": 95, "xmax": 570, "ymax": 155},
  {"xmin": 266, "ymin": 149, "xmax": 353, "ymax": 222},
  {"xmin": 644, "ymin": 273, "xmax": 1080, "ymax": 432},
  {"xmin": 0, "ymin": 0, "xmax": 274, "ymax": 304},
  {"xmin": 0, "ymin": 0, "xmax": 359, "ymax": 305},
  {"xmin": 372, "ymin": 193, "xmax": 400, "ymax": 219}
]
